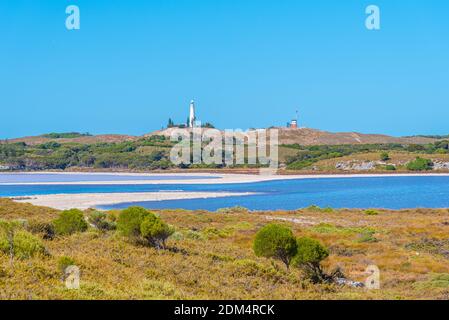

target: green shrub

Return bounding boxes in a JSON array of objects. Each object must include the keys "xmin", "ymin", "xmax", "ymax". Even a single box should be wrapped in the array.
[
  {"xmin": 305, "ymin": 205, "xmax": 334, "ymax": 213},
  {"xmin": 0, "ymin": 234, "xmax": 9, "ymax": 253},
  {"xmin": 216, "ymin": 206, "xmax": 249, "ymax": 214},
  {"xmin": 292, "ymin": 237, "xmax": 329, "ymax": 266},
  {"xmin": 185, "ymin": 230, "xmax": 204, "ymax": 240},
  {"xmin": 291, "ymin": 237, "xmax": 329, "ymax": 283},
  {"xmin": 170, "ymin": 230, "xmax": 204, "ymax": 241},
  {"xmin": 202, "ymin": 227, "xmax": 233, "ymax": 238},
  {"xmin": 53, "ymin": 209, "xmax": 88, "ymax": 235},
  {"xmin": 253, "ymin": 223, "xmax": 297, "ymax": 270},
  {"xmin": 311, "ymin": 223, "xmax": 377, "ymax": 237},
  {"xmin": 0, "ymin": 230, "xmax": 46, "ymax": 259},
  {"xmin": 357, "ymin": 231, "xmax": 378, "ymax": 243},
  {"xmin": 117, "ymin": 207, "xmax": 173, "ymax": 249},
  {"xmin": 117, "ymin": 206, "xmax": 150, "ymax": 238},
  {"xmin": 0, "ymin": 220, "xmax": 18, "ymax": 255},
  {"xmin": 380, "ymin": 152, "xmax": 390, "ymax": 161},
  {"xmin": 140, "ymin": 214, "xmax": 174, "ymax": 249},
  {"xmin": 13, "ymin": 231, "xmax": 46, "ymax": 259},
  {"xmin": 57, "ymin": 256, "xmax": 76, "ymax": 272},
  {"xmin": 0, "ymin": 220, "xmax": 45, "ymax": 259},
  {"xmin": 385, "ymin": 165, "xmax": 396, "ymax": 171},
  {"xmin": 310, "ymin": 223, "xmax": 341, "ymax": 234},
  {"xmin": 406, "ymin": 157, "xmax": 433, "ymax": 171},
  {"xmin": 364, "ymin": 209, "xmax": 379, "ymax": 216},
  {"xmin": 88, "ymin": 211, "xmax": 116, "ymax": 231},
  {"xmin": 0, "ymin": 219, "xmax": 25, "ymax": 231}
]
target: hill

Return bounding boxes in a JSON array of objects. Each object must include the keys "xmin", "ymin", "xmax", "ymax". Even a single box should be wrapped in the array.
[
  {"xmin": 277, "ymin": 128, "xmax": 438, "ymax": 145},
  {"xmin": 5, "ymin": 134, "xmax": 138, "ymax": 146},
  {"xmin": 2, "ymin": 128, "xmax": 440, "ymax": 147},
  {"xmin": 146, "ymin": 127, "xmax": 439, "ymax": 146}
]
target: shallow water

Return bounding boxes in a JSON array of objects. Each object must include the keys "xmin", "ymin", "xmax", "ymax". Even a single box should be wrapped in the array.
[
  {"xmin": 1, "ymin": 174, "xmax": 449, "ymax": 210},
  {"xmin": 0, "ymin": 173, "xmax": 216, "ymax": 183}
]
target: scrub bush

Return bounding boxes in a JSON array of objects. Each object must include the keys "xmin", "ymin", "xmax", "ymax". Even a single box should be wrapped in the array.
[
  {"xmin": 58, "ymin": 256, "xmax": 76, "ymax": 272},
  {"xmin": 406, "ymin": 157, "xmax": 433, "ymax": 171},
  {"xmin": 140, "ymin": 214, "xmax": 174, "ymax": 249},
  {"xmin": 380, "ymin": 152, "xmax": 390, "ymax": 161},
  {"xmin": 291, "ymin": 237, "xmax": 330, "ymax": 283},
  {"xmin": 253, "ymin": 224, "xmax": 297, "ymax": 270},
  {"xmin": 53, "ymin": 209, "xmax": 88, "ymax": 235},
  {"xmin": 117, "ymin": 206, "xmax": 150, "ymax": 238},
  {"xmin": 12, "ymin": 231, "xmax": 46, "ymax": 259},
  {"xmin": 88, "ymin": 211, "xmax": 116, "ymax": 231},
  {"xmin": 117, "ymin": 207, "xmax": 173, "ymax": 249},
  {"xmin": 364, "ymin": 209, "xmax": 379, "ymax": 216},
  {"xmin": 0, "ymin": 223, "xmax": 46, "ymax": 259}
]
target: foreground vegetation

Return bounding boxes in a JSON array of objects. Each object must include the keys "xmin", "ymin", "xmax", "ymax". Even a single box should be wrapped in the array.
[{"xmin": 1, "ymin": 198, "xmax": 449, "ymax": 299}]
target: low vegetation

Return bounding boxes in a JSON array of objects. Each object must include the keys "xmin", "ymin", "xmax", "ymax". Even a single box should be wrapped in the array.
[
  {"xmin": 406, "ymin": 157, "xmax": 433, "ymax": 171},
  {"xmin": 364, "ymin": 209, "xmax": 379, "ymax": 216},
  {"xmin": 0, "ymin": 136, "xmax": 173, "ymax": 171},
  {"xmin": 53, "ymin": 209, "xmax": 88, "ymax": 235},
  {"xmin": 87, "ymin": 211, "xmax": 116, "ymax": 231},
  {"xmin": 291, "ymin": 237, "xmax": 330, "ymax": 283},
  {"xmin": 41, "ymin": 132, "xmax": 92, "ymax": 139},
  {"xmin": 0, "ymin": 199, "xmax": 449, "ymax": 299},
  {"xmin": 284, "ymin": 142, "xmax": 449, "ymax": 171},
  {"xmin": 253, "ymin": 223, "xmax": 297, "ymax": 270},
  {"xmin": 380, "ymin": 152, "xmax": 390, "ymax": 161},
  {"xmin": 1, "ymin": 135, "xmax": 448, "ymax": 172},
  {"xmin": 0, "ymin": 220, "xmax": 46, "ymax": 259},
  {"xmin": 253, "ymin": 223, "xmax": 333, "ymax": 283},
  {"xmin": 117, "ymin": 206, "xmax": 174, "ymax": 249}
]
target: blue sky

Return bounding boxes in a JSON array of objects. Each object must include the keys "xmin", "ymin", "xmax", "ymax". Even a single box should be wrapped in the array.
[{"xmin": 0, "ymin": 0, "xmax": 448, "ymax": 138}]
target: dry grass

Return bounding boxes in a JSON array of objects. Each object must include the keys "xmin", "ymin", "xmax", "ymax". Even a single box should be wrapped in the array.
[
  {"xmin": 0, "ymin": 198, "xmax": 59, "ymax": 222},
  {"xmin": 1, "ymin": 199, "xmax": 449, "ymax": 300}
]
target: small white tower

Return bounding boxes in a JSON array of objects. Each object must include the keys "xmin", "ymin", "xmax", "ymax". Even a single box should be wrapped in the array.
[{"xmin": 189, "ymin": 100, "xmax": 196, "ymax": 128}]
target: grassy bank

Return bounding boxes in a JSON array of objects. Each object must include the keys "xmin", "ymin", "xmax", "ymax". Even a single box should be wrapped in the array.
[{"xmin": 1, "ymin": 198, "xmax": 449, "ymax": 300}]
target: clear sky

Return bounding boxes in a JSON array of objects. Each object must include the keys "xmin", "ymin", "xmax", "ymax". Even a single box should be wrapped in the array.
[{"xmin": 1, "ymin": 0, "xmax": 448, "ymax": 138}]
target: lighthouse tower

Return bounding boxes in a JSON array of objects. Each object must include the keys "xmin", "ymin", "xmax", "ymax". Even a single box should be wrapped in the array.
[{"xmin": 189, "ymin": 100, "xmax": 196, "ymax": 128}]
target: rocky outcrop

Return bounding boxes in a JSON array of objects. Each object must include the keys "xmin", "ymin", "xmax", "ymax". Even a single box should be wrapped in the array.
[
  {"xmin": 335, "ymin": 159, "xmax": 449, "ymax": 171},
  {"xmin": 335, "ymin": 278, "xmax": 364, "ymax": 288},
  {"xmin": 432, "ymin": 161, "xmax": 449, "ymax": 170},
  {"xmin": 335, "ymin": 161, "xmax": 378, "ymax": 171}
]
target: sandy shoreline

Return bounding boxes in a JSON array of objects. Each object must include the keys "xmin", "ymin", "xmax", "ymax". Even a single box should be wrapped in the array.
[
  {"xmin": 2, "ymin": 171, "xmax": 449, "ymax": 186},
  {"xmin": 12, "ymin": 191, "xmax": 255, "ymax": 210}
]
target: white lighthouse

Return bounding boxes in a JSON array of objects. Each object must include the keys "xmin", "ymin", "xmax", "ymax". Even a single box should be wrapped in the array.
[{"xmin": 188, "ymin": 100, "xmax": 196, "ymax": 128}]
